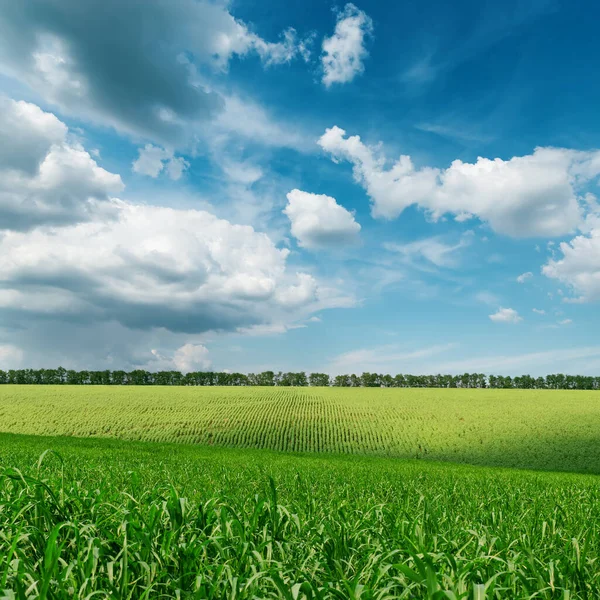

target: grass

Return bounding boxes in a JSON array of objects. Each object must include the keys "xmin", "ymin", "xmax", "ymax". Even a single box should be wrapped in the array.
[
  {"xmin": 2, "ymin": 386, "xmax": 600, "ymax": 597},
  {"xmin": 2, "ymin": 385, "xmax": 600, "ymax": 472},
  {"xmin": 1, "ymin": 432, "xmax": 599, "ymax": 598}
]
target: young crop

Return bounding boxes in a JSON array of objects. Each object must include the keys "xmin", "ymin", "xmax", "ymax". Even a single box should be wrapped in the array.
[
  {"xmin": 1, "ymin": 386, "xmax": 600, "ymax": 473},
  {"xmin": 0, "ymin": 435, "xmax": 598, "ymax": 598}
]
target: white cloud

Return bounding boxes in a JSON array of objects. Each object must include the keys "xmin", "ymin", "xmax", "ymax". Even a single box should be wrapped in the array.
[
  {"xmin": 284, "ymin": 189, "xmax": 361, "ymax": 249},
  {"xmin": 489, "ymin": 307, "xmax": 523, "ymax": 323},
  {"xmin": 0, "ymin": 97, "xmax": 123, "ymax": 231},
  {"xmin": 132, "ymin": 145, "xmax": 170, "ymax": 178},
  {"xmin": 0, "ymin": 200, "xmax": 350, "ymax": 333},
  {"xmin": 0, "ymin": 1, "xmax": 312, "ymax": 145},
  {"xmin": 434, "ymin": 346, "xmax": 600, "ymax": 375},
  {"xmin": 532, "ymin": 308, "xmax": 546, "ymax": 315},
  {"xmin": 148, "ymin": 343, "xmax": 211, "ymax": 372},
  {"xmin": 321, "ymin": 4, "xmax": 373, "ymax": 87},
  {"xmin": 132, "ymin": 144, "xmax": 189, "ymax": 180},
  {"xmin": 214, "ymin": 95, "xmax": 314, "ymax": 152},
  {"xmin": 542, "ymin": 228, "xmax": 600, "ymax": 302},
  {"xmin": 327, "ymin": 343, "xmax": 457, "ymax": 374},
  {"xmin": 517, "ymin": 271, "xmax": 533, "ymax": 283},
  {"xmin": 218, "ymin": 158, "xmax": 263, "ymax": 185},
  {"xmin": 318, "ymin": 125, "xmax": 600, "ymax": 237},
  {"xmin": 165, "ymin": 156, "xmax": 190, "ymax": 181},
  {"xmin": 384, "ymin": 233, "xmax": 472, "ymax": 268},
  {"xmin": 558, "ymin": 318, "xmax": 573, "ymax": 325},
  {"xmin": 241, "ymin": 27, "xmax": 313, "ymax": 67},
  {"xmin": 475, "ymin": 291, "xmax": 501, "ymax": 306},
  {"xmin": 173, "ymin": 343, "xmax": 211, "ymax": 372}
]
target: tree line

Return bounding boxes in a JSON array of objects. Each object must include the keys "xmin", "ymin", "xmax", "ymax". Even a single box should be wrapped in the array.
[{"xmin": 0, "ymin": 368, "xmax": 599, "ymax": 389}]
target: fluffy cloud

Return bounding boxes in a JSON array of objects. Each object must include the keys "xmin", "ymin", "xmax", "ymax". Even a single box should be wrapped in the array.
[
  {"xmin": 489, "ymin": 308, "xmax": 523, "ymax": 323},
  {"xmin": 318, "ymin": 126, "xmax": 600, "ymax": 237},
  {"xmin": 0, "ymin": 0, "xmax": 311, "ymax": 145},
  {"xmin": 0, "ymin": 201, "xmax": 349, "ymax": 333},
  {"xmin": 151, "ymin": 343, "xmax": 213, "ymax": 373},
  {"xmin": 322, "ymin": 4, "xmax": 373, "ymax": 87},
  {"xmin": 0, "ymin": 97, "xmax": 123, "ymax": 231},
  {"xmin": 542, "ymin": 228, "xmax": 600, "ymax": 302},
  {"xmin": 172, "ymin": 343, "xmax": 211, "ymax": 372},
  {"xmin": 532, "ymin": 308, "xmax": 546, "ymax": 314},
  {"xmin": 132, "ymin": 145, "xmax": 189, "ymax": 180},
  {"xmin": 517, "ymin": 272, "xmax": 533, "ymax": 283},
  {"xmin": 283, "ymin": 189, "xmax": 361, "ymax": 249}
]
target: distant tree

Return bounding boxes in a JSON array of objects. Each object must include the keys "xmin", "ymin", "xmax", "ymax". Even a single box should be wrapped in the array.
[
  {"xmin": 111, "ymin": 370, "xmax": 127, "ymax": 385},
  {"xmin": 359, "ymin": 372, "xmax": 376, "ymax": 387},
  {"xmin": 2, "ymin": 366, "xmax": 599, "ymax": 389},
  {"xmin": 333, "ymin": 374, "xmax": 350, "ymax": 387},
  {"xmin": 279, "ymin": 372, "xmax": 308, "ymax": 386},
  {"xmin": 309, "ymin": 372, "xmax": 330, "ymax": 387},
  {"xmin": 215, "ymin": 372, "xmax": 232, "ymax": 386},
  {"xmin": 380, "ymin": 374, "xmax": 394, "ymax": 388},
  {"xmin": 256, "ymin": 371, "xmax": 276, "ymax": 386},
  {"xmin": 393, "ymin": 374, "xmax": 406, "ymax": 388},
  {"xmin": 229, "ymin": 372, "xmax": 249, "ymax": 386}
]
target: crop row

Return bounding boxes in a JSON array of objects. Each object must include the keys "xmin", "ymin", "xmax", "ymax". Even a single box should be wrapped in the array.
[
  {"xmin": 1, "ymin": 433, "xmax": 597, "ymax": 598},
  {"xmin": 2, "ymin": 386, "xmax": 600, "ymax": 473}
]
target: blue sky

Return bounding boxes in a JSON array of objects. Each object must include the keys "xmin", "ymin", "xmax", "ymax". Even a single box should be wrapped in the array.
[{"xmin": 0, "ymin": 0, "xmax": 599, "ymax": 375}]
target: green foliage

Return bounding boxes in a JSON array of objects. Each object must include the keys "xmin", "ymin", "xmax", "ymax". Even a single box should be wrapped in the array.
[
  {"xmin": 1, "ymin": 433, "xmax": 599, "ymax": 598},
  {"xmin": 0, "ymin": 368, "xmax": 599, "ymax": 388},
  {"xmin": 3, "ymin": 386, "xmax": 600, "ymax": 473}
]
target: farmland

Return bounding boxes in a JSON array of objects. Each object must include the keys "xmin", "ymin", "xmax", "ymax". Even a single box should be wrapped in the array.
[
  {"xmin": 2, "ymin": 385, "xmax": 600, "ymax": 472},
  {"xmin": 2, "ymin": 432, "xmax": 600, "ymax": 598},
  {"xmin": 2, "ymin": 386, "xmax": 600, "ymax": 598}
]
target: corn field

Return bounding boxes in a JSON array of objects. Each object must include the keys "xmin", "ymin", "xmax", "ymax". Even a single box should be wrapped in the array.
[
  {"xmin": 0, "ymin": 433, "xmax": 598, "ymax": 599},
  {"xmin": 1, "ymin": 385, "xmax": 600, "ymax": 472}
]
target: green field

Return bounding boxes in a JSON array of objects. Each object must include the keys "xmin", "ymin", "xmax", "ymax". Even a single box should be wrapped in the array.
[
  {"xmin": 2, "ymin": 385, "xmax": 600, "ymax": 472},
  {"xmin": 2, "ymin": 386, "xmax": 600, "ymax": 598}
]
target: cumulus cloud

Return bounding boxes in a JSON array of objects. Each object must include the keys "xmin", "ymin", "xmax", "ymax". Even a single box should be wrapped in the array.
[
  {"xmin": 0, "ymin": 97, "xmax": 123, "ymax": 231},
  {"xmin": 532, "ymin": 308, "xmax": 546, "ymax": 314},
  {"xmin": 542, "ymin": 228, "xmax": 600, "ymax": 302},
  {"xmin": 132, "ymin": 145, "xmax": 189, "ymax": 180},
  {"xmin": 171, "ymin": 343, "xmax": 211, "ymax": 372},
  {"xmin": 0, "ymin": 0, "xmax": 311, "ymax": 145},
  {"xmin": 284, "ymin": 189, "xmax": 361, "ymax": 249},
  {"xmin": 0, "ymin": 201, "xmax": 350, "ymax": 333},
  {"xmin": 321, "ymin": 4, "xmax": 373, "ymax": 87},
  {"xmin": 517, "ymin": 272, "xmax": 533, "ymax": 283},
  {"xmin": 489, "ymin": 308, "xmax": 523, "ymax": 323},
  {"xmin": 318, "ymin": 125, "xmax": 600, "ymax": 237}
]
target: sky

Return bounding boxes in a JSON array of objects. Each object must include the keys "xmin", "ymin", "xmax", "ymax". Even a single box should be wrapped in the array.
[{"xmin": 0, "ymin": 0, "xmax": 600, "ymax": 376}]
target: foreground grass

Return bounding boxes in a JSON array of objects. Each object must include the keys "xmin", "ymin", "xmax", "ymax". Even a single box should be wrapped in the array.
[
  {"xmin": 1, "ymin": 432, "xmax": 599, "ymax": 598},
  {"xmin": 2, "ymin": 386, "xmax": 600, "ymax": 473}
]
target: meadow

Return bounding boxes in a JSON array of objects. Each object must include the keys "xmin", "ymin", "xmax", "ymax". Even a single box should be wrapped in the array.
[
  {"xmin": 2, "ymin": 385, "xmax": 600, "ymax": 472},
  {"xmin": 2, "ymin": 386, "xmax": 600, "ymax": 598}
]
